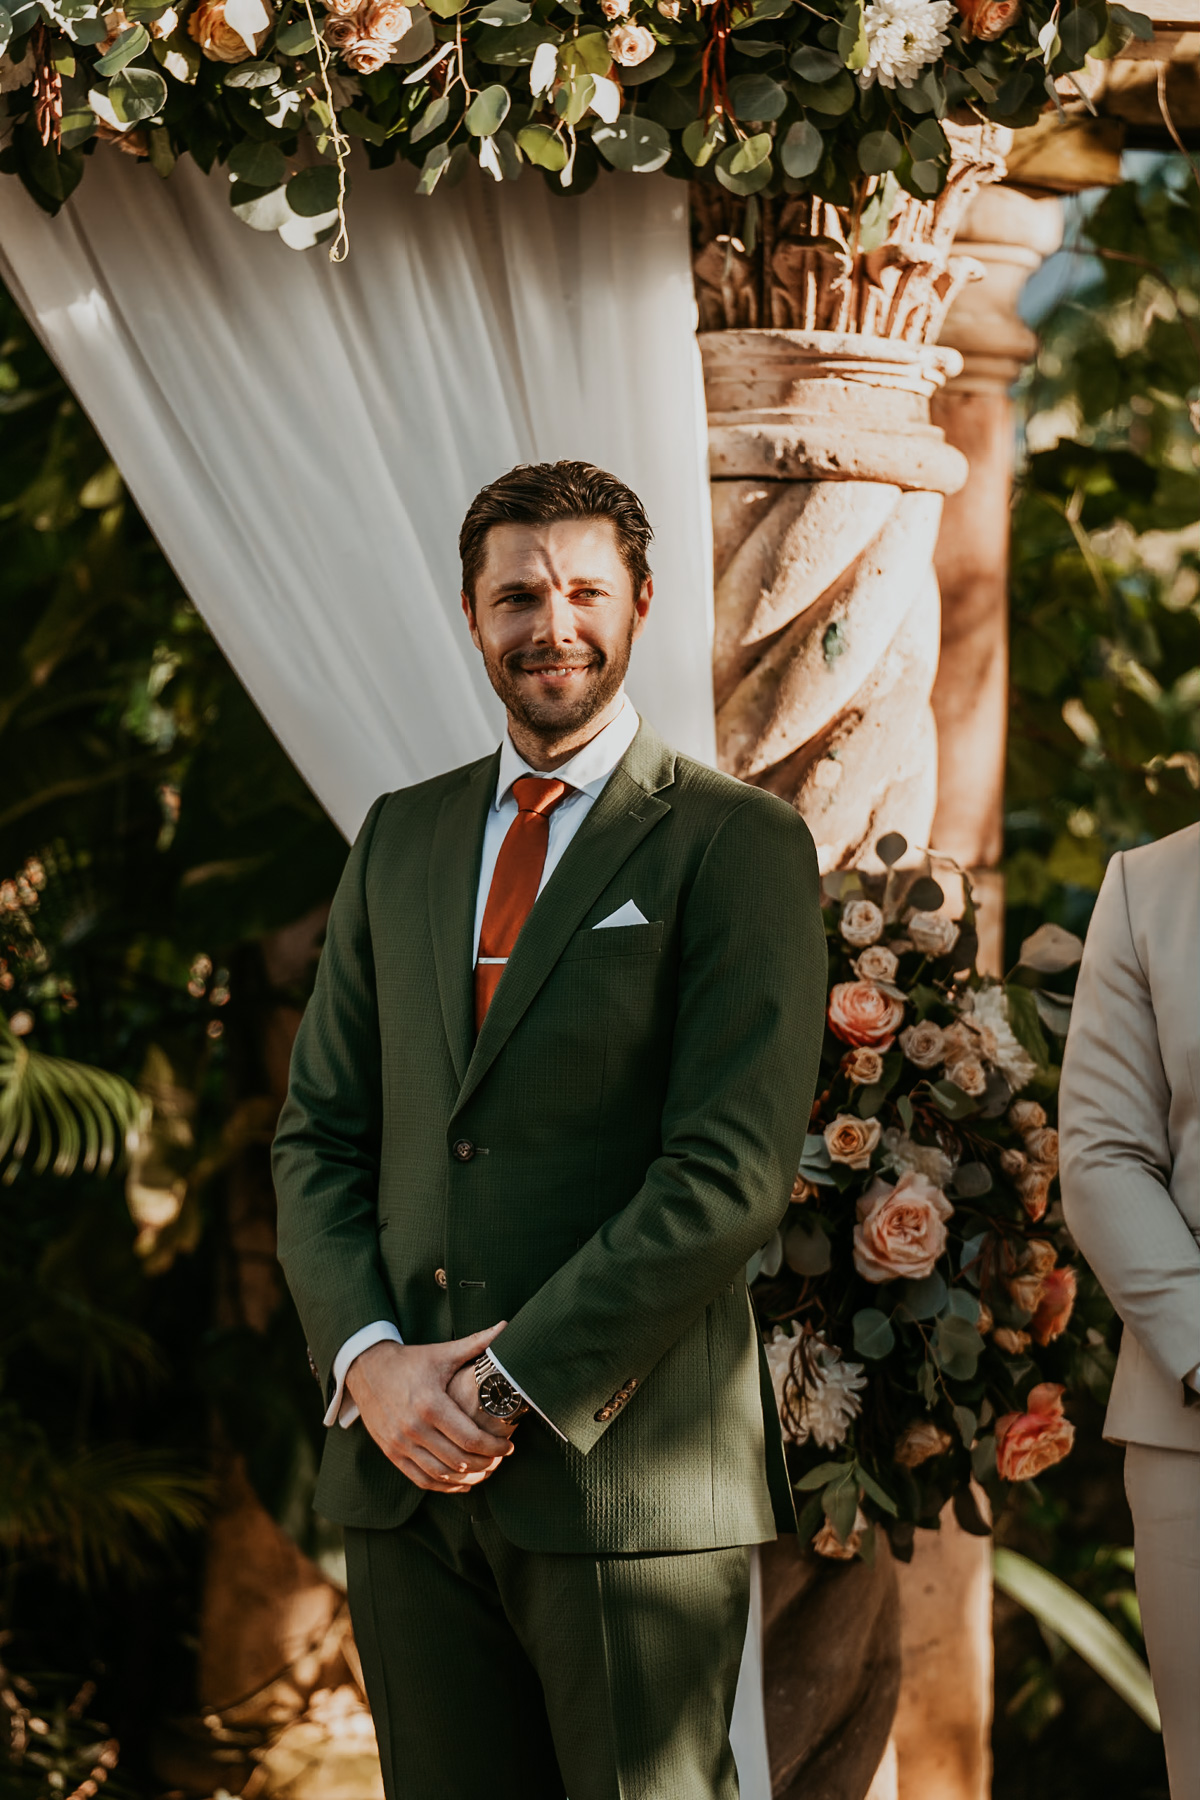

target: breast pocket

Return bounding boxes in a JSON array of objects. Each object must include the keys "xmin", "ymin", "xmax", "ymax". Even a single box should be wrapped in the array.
[{"xmin": 559, "ymin": 920, "xmax": 664, "ymax": 962}]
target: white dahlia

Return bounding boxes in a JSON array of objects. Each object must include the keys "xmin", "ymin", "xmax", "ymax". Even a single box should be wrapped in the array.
[
  {"xmin": 882, "ymin": 1127, "xmax": 957, "ymax": 1189},
  {"xmin": 966, "ymin": 986, "xmax": 1037, "ymax": 1091},
  {"xmin": 859, "ymin": 0, "xmax": 954, "ymax": 89},
  {"xmin": 769, "ymin": 1331, "xmax": 868, "ymax": 1450}
]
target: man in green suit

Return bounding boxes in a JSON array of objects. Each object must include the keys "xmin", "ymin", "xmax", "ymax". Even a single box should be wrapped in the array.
[{"xmin": 274, "ymin": 461, "xmax": 827, "ymax": 1800}]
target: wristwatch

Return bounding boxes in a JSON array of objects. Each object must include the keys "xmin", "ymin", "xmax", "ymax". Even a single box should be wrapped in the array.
[{"xmin": 474, "ymin": 1351, "xmax": 529, "ymax": 1421}]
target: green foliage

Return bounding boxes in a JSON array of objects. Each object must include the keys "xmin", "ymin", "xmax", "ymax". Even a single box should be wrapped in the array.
[
  {"xmin": 0, "ymin": 1012, "xmax": 142, "ymax": 1182},
  {"xmin": 0, "ymin": 0, "xmax": 1146, "ymax": 237},
  {"xmin": 1006, "ymin": 159, "xmax": 1200, "ymax": 957}
]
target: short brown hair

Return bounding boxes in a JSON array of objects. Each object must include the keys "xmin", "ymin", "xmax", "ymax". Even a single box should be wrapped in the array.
[{"xmin": 459, "ymin": 461, "xmax": 653, "ymax": 601}]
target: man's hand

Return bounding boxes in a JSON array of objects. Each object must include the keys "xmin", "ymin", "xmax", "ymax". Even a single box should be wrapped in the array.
[
  {"xmin": 446, "ymin": 1360, "xmax": 524, "ymax": 1440},
  {"xmin": 346, "ymin": 1324, "xmax": 516, "ymax": 1494}
]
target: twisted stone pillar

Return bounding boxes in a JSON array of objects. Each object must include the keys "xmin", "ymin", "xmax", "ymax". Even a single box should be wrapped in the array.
[{"xmin": 703, "ymin": 332, "xmax": 967, "ymax": 871}]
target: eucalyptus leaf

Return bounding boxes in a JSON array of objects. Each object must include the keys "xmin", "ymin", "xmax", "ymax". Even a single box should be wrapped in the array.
[
  {"xmin": 789, "ymin": 43, "xmax": 842, "ymax": 81},
  {"xmin": 783, "ymin": 1215, "xmax": 831, "ymax": 1277},
  {"xmin": 795, "ymin": 1459, "xmax": 853, "ymax": 1491},
  {"xmin": 682, "ymin": 114, "xmax": 725, "ymax": 167},
  {"xmin": 837, "ymin": 0, "xmax": 867, "ymax": 68},
  {"xmin": 1108, "ymin": 0, "xmax": 1153, "ymax": 37},
  {"xmin": 952, "ymin": 1404, "xmax": 977, "ymax": 1447},
  {"xmin": 898, "ymin": 1270, "xmax": 948, "ymax": 1322},
  {"xmin": 856, "ymin": 1466, "xmax": 899, "ymax": 1515},
  {"xmin": 875, "ymin": 831, "xmax": 907, "ymax": 866},
  {"xmin": 945, "ymin": 1288, "xmax": 981, "ymax": 1326},
  {"xmin": 1059, "ymin": 4, "xmax": 1101, "ymax": 59},
  {"xmin": 950, "ymin": 1161, "xmax": 992, "ymax": 1198},
  {"xmin": 275, "ymin": 18, "xmax": 315, "ymax": 51},
  {"xmin": 592, "ymin": 115, "xmax": 671, "ymax": 172},
  {"xmin": 464, "ymin": 82, "xmax": 510, "ymax": 136},
  {"xmin": 728, "ymin": 72, "xmax": 787, "ymax": 121},
  {"xmin": 930, "ymin": 1079, "xmax": 977, "ymax": 1121},
  {"xmin": 555, "ymin": 71, "xmax": 595, "ymax": 126},
  {"xmin": 1018, "ymin": 921, "xmax": 1084, "ymax": 972},
  {"xmin": 411, "ymin": 91, "xmax": 450, "ymax": 144},
  {"xmin": 287, "ymin": 163, "xmax": 339, "ymax": 216},
  {"xmin": 910, "ymin": 158, "xmax": 941, "ymax": 195},
  {"xmin": 230, "ymin": 178, "xmax": 294, "ymax": 230},
  {"xmin": 478, "ymin": 0, "xmax": 530, "ymax": 20},
  {"xmin": 825, "ymin": 1472, "xmax": 859, "ymax": 1543},
  {"xmin": 781, "ymin": 117, "xmax": 822, "ymax": 178},
  {"xmin": 228, "ymin": 137, "xmax": 286, "ymax": 187},
  {"xmin": 223, "ymin": 58, "xmax": 280, "ymax": 88},
  {"xmin": 858, "ymin": 128, "xmax": 901, "ymax": 175},
  {"xmin": 906, "ymin": 875, "xmax": 945, "ymax": 911},
  {"xmin": 95, "ymin": 21, "xmax": 149, "ymax": 75},
  {"xmin": 392, "ymin": 6, "xmax": 435, "ymax": 59},
  {"xmin": 852, "ymin": 1307, "xmax": 895, "ymax": 1360},
  {"xmin": 790, "ymin": 69, "xmax": 854, "ymax": 114},
  {"xmin": 517, "ymin": 122, "xmax": 567, "ymax": 170},
  {"xmin": 102, "ymin": 65, "xmax": 167, "ymax": 123},
  {"xmin": 933, "ymin": 1311, "xmax": 984, "ymax": 1379},
  {"xmin": 619, "ymin": 42, "xmax": 674, "ymax": 84},
  {"xmin": 715, "ymin": 131, "xmax": 772, "ymax": 195},
  {"xmin": 1035, "ymin": 989, "xmax": 1074, "ymax": 1037},
  {"xmin": 907, "ymin": 116, "xmax": 948, "ymax": 163},
  {"xmin": 857, "ymin": 170, "xmax": 898, "ymax": 250},
  {"xmin": 0, "ymin": 0, "xmax": 16, "ymax": 53}
]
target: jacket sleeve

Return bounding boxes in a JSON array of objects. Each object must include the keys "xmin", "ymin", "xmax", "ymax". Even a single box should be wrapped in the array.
[
  {"xmin": 273, "ymin": 794, "xmax": 399, "ymax": 1404},
  {"xmin": 491, "ymin": 794, "xmax": 828, "ymax": 1453},
  {"xmin": 1060, "ymin": 850, "xmax": 1200, "ymax": 1389}
]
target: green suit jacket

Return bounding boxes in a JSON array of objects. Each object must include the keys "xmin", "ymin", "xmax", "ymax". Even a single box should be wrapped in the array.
[{"xmin": 273, "ymin": 721, "xmax": 827, "ymax": 1553}]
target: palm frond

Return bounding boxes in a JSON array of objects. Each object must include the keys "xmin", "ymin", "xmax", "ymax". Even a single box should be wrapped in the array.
[
  {"xmin": 0, "ymin": 1016, "xmax": 143, "ymax": 1183},
  {"xmin": 0, "ymin": 1406, "xmax": 209, "ymax": 1586}
]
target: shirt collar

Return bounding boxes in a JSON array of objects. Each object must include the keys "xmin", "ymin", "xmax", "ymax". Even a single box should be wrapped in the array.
[{"xmin": 494, "ymin": 693, "xmax": 640, "ymax": 810}]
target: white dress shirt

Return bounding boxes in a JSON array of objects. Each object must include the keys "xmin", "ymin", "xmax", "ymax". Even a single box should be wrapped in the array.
[{"xmin": 325, "ymin": 694, "xmax": 641, "ymax": 1433}]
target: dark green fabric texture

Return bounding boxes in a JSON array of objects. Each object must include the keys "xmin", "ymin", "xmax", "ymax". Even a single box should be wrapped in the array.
[
  {"xmin": 274, "ymin": 720, "xmax": 827, "ymax": 1551},
  {"xmin": 344, "ymin": 1491, "xmax": 750, "ymax": 1800}
]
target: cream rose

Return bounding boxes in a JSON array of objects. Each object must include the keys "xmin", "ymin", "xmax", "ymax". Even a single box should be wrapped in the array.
[
  {"xmin": 187, "ymin": 0, "xmax": 269, "ymax": 61},
  {"xmin": 1017, "ymin": 1164, "xmax": 1051, "ymax": 1222},
  {"xmin": 359, "ymin": 0, "xmax": 412, "ymax": 36},
  {"xmin": 993, "ymin": 1327, "xmax": 1031, "ymax": 1355},
  {"xmin": 1024, "ymin": 1126, "xmax": 1059, "ymax": 1171},
  {"xmin": 1031, "ymin": 1267, "xmax": 1076, "ymax": 1345},
  {"xmin": 324, "ymin": 14, "xmax": 359, "ymax": 45},
  {"xmin": 828, "ymin": 981, "xmax": 905, "ymax": 1051},
  {"xmin": 607, "ymin": 20, "xmax": 656, "ymax": 62},
  {"xmin": 976, "ymin": 1302, "xmax": 994, "ymax": 1335},
  {"xmin": 942, "ymin": 1020, "xmax": 973, "ymax": 1059},
  {"xmin": 853, "ymin": 1171, "xmax": 953, "ymax": 1284},
  {"xmin": 945, "ymin": 1056, "xmax": 987, "ymax": 1097},
  {"xmin": 825, "ymin": 1114, "xmax": 882, "ymax": 1170},
  {"xmin": 813, "ymin": 1508, "xmax": 866, "ymax": 1560},
  {"xmin": 601, "ymin": 0, "xmax": 630, "ymax": 16},
  {"xmin": 844, "ymin": 1047, "xmax": 885, "ymax": 1086},
  {"xmin": 790, "ymin": 1175, "xmax": 818, "ymax": 1204},
  {"xmin": 324, "ymin": 0, "xmax": 360, "ymax": 16},
  {"xmin": 995, "ymin": 1383, "xmax": 1075, "ymax": 1481},
  {"xmin": 899, "ymin": 1020, "xmax": 945, "ymax": 1069},
  {"xmin": 854, "ymin": 944, "xmax": 899, "ymax": 983},
  {"xmin": 839, "ymin": 898, "xmax": 884, "ymax": 948},
  {"xmin": 344, "ymin": 35, "xmax": 391, "ymax": 67},
  {"xmin": 999, "ymin": 1147, "xmax": 1028, "ymax": 1178},
  {"xmin": 657, "ymin": 0, "xmax": 679, "ymax": 15},
  {"xmin": 894, "ymin": 1421, "xmax": 952, "ymax": 1467},
  {"xmin": 908, "ymin": 910, "xmax": 960, "ymax": 958},
  {"xmin": 1009, "ymin": 1099, "xmax": 1046, "ymax": 1133}
]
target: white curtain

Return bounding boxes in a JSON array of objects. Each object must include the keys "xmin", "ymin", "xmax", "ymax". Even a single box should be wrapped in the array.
[{"xmin": 0, "ymin": 151, "xmax": 715, "ymax": 837}]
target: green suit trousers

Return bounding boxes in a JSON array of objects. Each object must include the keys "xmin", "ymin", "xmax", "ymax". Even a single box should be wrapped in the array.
[{"xmin": 344, "ymin": 1490, "xmax": 751, "ymax": 1800}]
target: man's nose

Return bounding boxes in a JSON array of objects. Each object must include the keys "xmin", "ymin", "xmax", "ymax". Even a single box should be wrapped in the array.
[{"xmin": 530, "ymin": 589, "xmax": 577, "ymax": 644}]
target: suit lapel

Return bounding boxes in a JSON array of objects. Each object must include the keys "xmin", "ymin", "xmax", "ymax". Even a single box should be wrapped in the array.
[
  {"xmin": 453, "ymin": 722, "xmax": 676, "ymax": 1116},
  {"xmin": 428, "ymin": 751, "xmax": 499, "ymax": 1086}
]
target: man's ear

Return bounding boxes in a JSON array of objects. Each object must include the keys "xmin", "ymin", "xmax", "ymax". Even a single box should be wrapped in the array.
[
  {"xmin": 461, "ymin": 590, "xmax": 483, "ymax": 651},
  {"xmin": 632, "ymin": 577, "xmax": 653, "ymax": 640}
]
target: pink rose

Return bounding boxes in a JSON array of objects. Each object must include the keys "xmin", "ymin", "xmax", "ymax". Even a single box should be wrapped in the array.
[
  {"xmin": 1024, "ymin": 1126, "xmax": 1059, "ymax": 1171},
  {"xmin": 853, "ymin": 1172, "xmax": 953, "ymax": 1284},
  {"xmin": 828, "ymin": 980, "xmax": 905, "ymax": 1052},
  {"xmin": 839, "ymin": 898, "xmax": 884, "ymax": 948},
  {"xmin": 606, "ymin": 20, "xmax": 656, "ymax": 63},
  {"xmin": 344, "ymin": 35, "xmax": 391, "ymax": 68},
  {"xmin": 324, "ymin": 14, "xmax": 359, "ymax": 45},
  {"xmin": 995, "ymin": 1383, "xmax": 1075, "ymax": 1481},
  {"xmin": 358, "ymin": 0, "xmax": 411, "ymax": 37},
  {"xmin": 1031, "ymin": 1267, "xmax": 1076, "ymax": 1345},
  {"xmin": 844, "ymin": 1047, "xmax": 885, "ymax": 1086},
  {"xmin": 855, "ymin": 944, "xmax": 899, "ymax": 983}
]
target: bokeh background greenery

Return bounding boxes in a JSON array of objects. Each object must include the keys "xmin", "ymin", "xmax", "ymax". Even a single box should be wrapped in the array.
[{"xmin": 1, "ymin": 152, "xmax": 1197, "ymax": 1800}]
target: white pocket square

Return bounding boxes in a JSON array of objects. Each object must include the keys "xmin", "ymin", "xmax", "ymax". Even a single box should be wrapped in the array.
[{"xmin": 594, "ymin": 899, "xmax": 650, "ymax": 930}]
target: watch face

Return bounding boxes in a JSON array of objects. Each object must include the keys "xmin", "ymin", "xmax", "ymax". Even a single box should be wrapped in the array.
[{"xmin": 479, "ymin": 1373, "xmax": 524, "ymax": 1420}]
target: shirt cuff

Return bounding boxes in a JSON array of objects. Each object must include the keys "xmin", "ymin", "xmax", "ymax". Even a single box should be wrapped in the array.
[
  {"xmin": 325, "ymin": 1320, "xmax": 404, "ymax": 1429},
  {"xmin": 490, "ymin": 1353, "xmax": 567, "ymax": 1442}
]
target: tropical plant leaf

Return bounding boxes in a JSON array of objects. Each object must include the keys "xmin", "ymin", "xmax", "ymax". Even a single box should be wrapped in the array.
[
  {"xmin": 993, "ymin": 1548, "xmax": 1160, "ymax": 1731},
  {"xmin": 0, "ymin": 1015, "xmax": 142, "ymax": 1181}
]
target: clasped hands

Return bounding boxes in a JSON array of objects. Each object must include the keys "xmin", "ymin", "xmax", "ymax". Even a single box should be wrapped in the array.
[{"xmin": 345, "ymin": 1323, "xmax": 518, "ymax": 1494}]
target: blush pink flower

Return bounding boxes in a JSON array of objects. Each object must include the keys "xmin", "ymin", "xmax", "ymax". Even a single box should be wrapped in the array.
[
  {"xmin": 853, "ymin": 1171, "xmax": 953, "ymax": 1283},
  {"xmin": 995, "ymin": 1383, "xmax": 1074, "ymax": 1481},
  {"xmin": 828, "ymin": 980, "xmax": 905, "ymax": 1052}
]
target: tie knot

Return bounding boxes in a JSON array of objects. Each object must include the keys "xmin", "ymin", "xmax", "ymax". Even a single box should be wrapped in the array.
[{"xmin": 512, "ymin": 776, "xmax": 570, "ymax": 817}]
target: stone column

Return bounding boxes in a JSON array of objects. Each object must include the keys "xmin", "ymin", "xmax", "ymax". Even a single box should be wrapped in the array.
[
  {"xmin": 929, "ymin": 186, "xmax": 1064, "ymax": 969},
  {"xmin": 880, "ymin": 186, "xmax": 1065, "ymax": 1800}
]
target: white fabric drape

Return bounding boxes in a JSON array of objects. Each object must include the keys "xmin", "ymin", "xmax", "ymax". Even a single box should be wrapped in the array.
[{"xmin": 0, "ymin": 152, "xmax": 715, "ymax": 837}]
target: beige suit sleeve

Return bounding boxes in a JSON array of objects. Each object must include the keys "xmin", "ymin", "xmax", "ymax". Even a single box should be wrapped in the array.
[{"xmin": 1060, "ymin": 851, "xmax": 1200, "ymax": 1387}]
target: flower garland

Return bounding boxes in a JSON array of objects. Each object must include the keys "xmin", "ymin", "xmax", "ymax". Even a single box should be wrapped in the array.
[
  {"xmin": 0, "ymin": 0, "xmax": 1152, "ymax": 250},
  {"xmin": 753, "ymin": 837, "xmax": 1098, "ymax": 1563}
]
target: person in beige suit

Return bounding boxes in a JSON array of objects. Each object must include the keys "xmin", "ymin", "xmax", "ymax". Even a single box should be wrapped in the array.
[{"xmin": 1060, "ymin": 820, "xmax": 1200, "ymax": 1798}]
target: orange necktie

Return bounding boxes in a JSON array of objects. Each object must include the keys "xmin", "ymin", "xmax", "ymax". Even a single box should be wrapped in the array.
[{"xmin": 474, "ymin": 776, "xmax": 572, "ymax": 1029}]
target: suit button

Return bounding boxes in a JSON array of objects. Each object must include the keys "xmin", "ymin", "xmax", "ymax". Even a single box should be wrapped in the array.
[
  {"xmin": 435, "ymin": 1268, "xmax": 448, "ymax": 1289},
  {"xmin": 595, "ymin": 1406, "xmax": 612, "ymax": 1422},
  {"xmin": 452, "ymin": 1139, "xmax": 475, "ymax": 1162}
]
